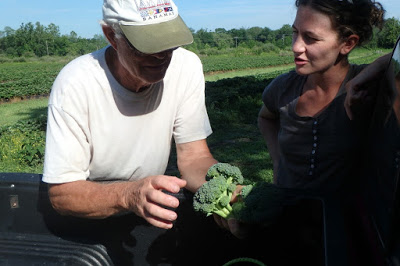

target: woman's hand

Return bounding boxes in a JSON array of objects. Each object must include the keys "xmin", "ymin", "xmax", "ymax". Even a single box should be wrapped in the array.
[
  {"xmin": 212, "ymin": 185, "xmax": 250, "ymax": 239},
  {"xmin": 344, "ymin": 78, "xmax": 370, "ymax": 120},
  {"xmin": 345, "ymin": 53, "xmax": 392, "ymax": 120}
]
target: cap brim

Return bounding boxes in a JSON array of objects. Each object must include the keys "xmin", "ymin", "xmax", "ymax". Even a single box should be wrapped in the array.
[{"xmin": 120, "ymin": 15, "xmax": 193, "ymax": 54}]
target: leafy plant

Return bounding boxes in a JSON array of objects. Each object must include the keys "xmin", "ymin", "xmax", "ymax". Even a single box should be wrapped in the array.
[
  {"xmin": 0, "ymin": 115, "xmax": 46, "ymax": 172},
  {"xmin": 0, "ymin": 61, "xmax": 65, "ymax": 100}
]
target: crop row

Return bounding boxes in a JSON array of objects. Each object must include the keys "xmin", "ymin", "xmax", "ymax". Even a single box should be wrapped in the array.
[
  {"xmin": 0, "ymin": 55, "xmax": 292, "ymax": 100},
  {"xmin": 0, "ymin": 62, "xmax": 64, "ymax": 100},
  {"xmin": 201, "ymin": 54, "xmax": 293, "ymax": 73},
  {"xmin": 0, "ymin": 50, "xmax": 386, "ymax": 101}
]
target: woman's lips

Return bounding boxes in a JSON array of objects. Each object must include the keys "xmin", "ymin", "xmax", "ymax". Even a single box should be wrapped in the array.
[{"xmin": 294, "ymin": 57, "xmax": 308, "ymax": 66}]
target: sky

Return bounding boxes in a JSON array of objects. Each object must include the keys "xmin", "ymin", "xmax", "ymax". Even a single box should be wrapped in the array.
[{"xmin": 0, "ymin": 0, "xmax": 400, "ymax": 38}]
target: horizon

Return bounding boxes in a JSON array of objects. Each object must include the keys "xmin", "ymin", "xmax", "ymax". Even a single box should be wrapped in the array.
[{"xmin": 0, "ymin": 0, "xmax": 399, "ymax": 39}]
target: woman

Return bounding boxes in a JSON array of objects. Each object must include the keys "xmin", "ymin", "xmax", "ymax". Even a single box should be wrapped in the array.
[{"xmin": 258, "ymin": 0, "xmax": 385, "ymax": 191}]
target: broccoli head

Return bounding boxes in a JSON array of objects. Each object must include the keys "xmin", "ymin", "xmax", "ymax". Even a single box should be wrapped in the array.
[
  {"xmin": 193, "ymin": 163, "xmax": 244, "ymax": 218},
  {"xmin": 194, "ymin": 163, "xmax": 302, "ymax": 226},
  {"xmin": 193, "ymin": 175, "xmax": 235, "ymax": 218}
]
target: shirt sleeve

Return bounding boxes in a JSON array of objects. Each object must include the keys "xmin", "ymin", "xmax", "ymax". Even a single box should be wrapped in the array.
[
  {"xmin": 42, "ymin": 104, "xmax": 91, "ymax": 184},
  {"xmin": 262, "ymin": 73, "xmax": 289, "ymax": 115},
  {"xmin": 173, "ymin": 54, "xmax": 212, "ymax": 144},
  {"xmin": 42, "ymin": 60, "xmax": 92, "ymax": 184}
]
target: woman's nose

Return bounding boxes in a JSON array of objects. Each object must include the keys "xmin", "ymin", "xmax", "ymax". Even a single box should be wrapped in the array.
[{"xmin": 292, "ymin": 35, "xmax": 306, "ymax": 54}]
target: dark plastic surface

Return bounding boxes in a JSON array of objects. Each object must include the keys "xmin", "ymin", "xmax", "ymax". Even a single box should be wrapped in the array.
[{"xmin": 0, "ymin": 173, "xmax": 329, "ymax": 266}]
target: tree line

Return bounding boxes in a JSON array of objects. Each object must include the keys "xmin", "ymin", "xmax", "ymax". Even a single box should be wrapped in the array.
[
  {"xmin": 0, "ymin": 22, "xmax": 106, "ymax": 57},
  {"xmin": 1, "ymin": 18, "xmax": 400, "ymax": 58}
]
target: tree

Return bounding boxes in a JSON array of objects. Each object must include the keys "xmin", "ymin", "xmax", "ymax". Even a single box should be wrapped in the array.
[
  {"xmin": 195, "ymin": 28, "xmax": 216, "ymax": 48},
  {"xmin": 0, "ymin": 27, "xmax": 16, "ymax": 54},
  {"xmin": 378, "ymin": 17, "xmax": 400, "ymax": 49},
  {"xmin": 247, "ymin": 27, "xmax": 263, "ymax": 41},
  {"xmin": 271, "ymin": 24, "xmax": 293, "ymax": 48},
  {"xmin": 215, "ymin": 28, "xmax": 227, "ymax": 34},
  {"xmin": 228, "ymin": 28, "xmax": 247, "ymax": 47},
  {"xmin": 212, "ymin": 32, "xmax": 233, "ymax": 49},
  {"xmin": 258, "ymin": 27, "xmax": 273, "ymax": 43}
]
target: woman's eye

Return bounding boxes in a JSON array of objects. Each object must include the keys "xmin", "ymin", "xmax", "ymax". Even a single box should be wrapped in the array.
[{"xmin": 305, "ymin": 35, "xmax": 318, "ymax": 42}]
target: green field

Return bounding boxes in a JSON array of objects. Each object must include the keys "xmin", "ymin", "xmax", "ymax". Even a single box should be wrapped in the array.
[{"xmin": 0, "ymin": 48, "xmax": 390, "ymax": 180}]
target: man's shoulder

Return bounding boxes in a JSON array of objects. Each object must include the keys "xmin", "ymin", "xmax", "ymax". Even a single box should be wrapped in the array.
[
  {"xmin": 53, "ymin": 47, "xmax": 107, "ymax": 87},
  {"xmin": 172, "ymin": 47, "xmax": 202, "ymax": 65},
  {"xmin": 51, "ymin": 47, "xmax": 108, "ymax": 100},
  {"xmin": 63, "ymin": 47, "xmax": 106, "ymax": 72}
]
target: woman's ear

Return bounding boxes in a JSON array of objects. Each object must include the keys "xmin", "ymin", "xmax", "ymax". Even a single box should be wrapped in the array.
[
  {"xmin": 341, "ymin": 34, "xmax": 360, "ymax": 55},
  {"xmin": 102, "ymin": 25, "xmax": 118, "ymax": 50}
]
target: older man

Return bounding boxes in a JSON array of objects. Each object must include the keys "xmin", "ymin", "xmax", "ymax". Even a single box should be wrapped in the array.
[{"xmin": 42, "ymin": 0, "xmax": 217, "ymax": 229}]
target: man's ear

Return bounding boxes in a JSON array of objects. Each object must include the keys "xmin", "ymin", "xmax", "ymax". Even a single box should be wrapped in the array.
[
  {"xmin": 102, "ymin": 25, "xmax": 118, "ymax": 50},
  {"xmin": 341, "ymin": 34, "xmax": 360, "ymax": 55}
]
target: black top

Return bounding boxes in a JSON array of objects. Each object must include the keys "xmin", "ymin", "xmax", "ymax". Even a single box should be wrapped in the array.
[{"xmin": 262, "ymin": 65, "xmax": 371, "ymax": 192}]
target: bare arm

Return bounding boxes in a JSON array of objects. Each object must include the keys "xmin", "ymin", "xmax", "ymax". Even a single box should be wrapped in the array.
[
  {"xmin": 258, "ymin": 104, "xmax": 280, "ymax": 183},
  {"xmin": 176, "ymin": 139, "xmax": 218, "ymax": 193},
  {"xmin": 48, "ymin": 139, "xmax": 215, "ymax": 229},
  {"xmin": 48, "ymin": 175, "xmax": 186, "ymax": 229},
  {"xmin": 345, "ymin": 53, "xmax": 392, "ymax": 120}
]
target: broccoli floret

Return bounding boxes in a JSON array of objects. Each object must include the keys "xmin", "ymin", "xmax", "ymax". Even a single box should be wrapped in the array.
[
  {"xmin": 239, "ymin": 184, "xmax": 254, "ymax": 198},
  {"xmin": 206, "ymin": 163, "xmax": 244, "ymax": 185},
  {"xmin": 193, "ymin": 163, "xmax": 244, "ymax": 218}
]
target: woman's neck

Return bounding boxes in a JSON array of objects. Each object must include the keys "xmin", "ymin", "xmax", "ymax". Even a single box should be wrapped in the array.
[{"xmin": 307, "ymin": 61, "xmax": 350, "ymax": 92}]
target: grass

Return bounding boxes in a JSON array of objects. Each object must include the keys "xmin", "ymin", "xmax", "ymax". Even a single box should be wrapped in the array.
[
  {"xmin": 204, "ymin": 48, "xmax": 391, "ymax": 82},
  {"xmin": 0, "ymin": 97, "xmax": 48, "ymax": 126},
  {"xmin": 205, "ymin": 65, "xmax": 294, "ymax": 82}
]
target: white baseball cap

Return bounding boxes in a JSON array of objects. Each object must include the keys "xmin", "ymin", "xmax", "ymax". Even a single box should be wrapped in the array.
[{"xmin": 103, "ymin": 0, "xmax": 194, "ymax": 54}]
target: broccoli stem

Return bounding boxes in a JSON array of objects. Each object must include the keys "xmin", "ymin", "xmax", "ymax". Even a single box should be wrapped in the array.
[
  {"xmin": 214, "ymin": 203, "xmax": 233, "ymax": 218},
  {"xmin": 214, "ymin": 207, "xmax": 232, "ymax": 218}
]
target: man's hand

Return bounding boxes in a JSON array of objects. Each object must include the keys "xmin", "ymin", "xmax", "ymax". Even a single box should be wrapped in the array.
[
  {"xmin": 48, "ymin": 176, "xmax": 186, "ymax": 230},
  {"xmin": 121, "ymin": 175, "xmax": 187, "ymax": 229}
]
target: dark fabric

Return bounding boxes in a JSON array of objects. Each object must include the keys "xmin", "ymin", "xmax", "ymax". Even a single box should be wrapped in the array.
[{"xmin": 262, "ymin": 65, "xmax": 373, "ymax": 192}]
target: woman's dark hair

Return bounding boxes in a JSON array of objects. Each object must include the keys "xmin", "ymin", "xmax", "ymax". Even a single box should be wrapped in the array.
[{"xmin": 295, "ymin": 0, "xmax": 385, "ymax": 46}]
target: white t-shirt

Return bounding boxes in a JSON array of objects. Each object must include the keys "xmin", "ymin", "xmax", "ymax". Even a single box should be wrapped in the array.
[{"xmin": 42, "ymin": 46, "xmax": 212, "ymax": 184}]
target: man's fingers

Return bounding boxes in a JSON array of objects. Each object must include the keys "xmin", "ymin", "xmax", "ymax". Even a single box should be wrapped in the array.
[
  {"xmin": 152, "ymin": 176, "xmax": 187, "ymax": 193},
  {"xmin": 142, "ymin": 201, "xmax": 179, "ymax": 229}
]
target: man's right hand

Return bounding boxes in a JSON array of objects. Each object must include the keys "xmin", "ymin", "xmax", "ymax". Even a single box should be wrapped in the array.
[
  {"xmin": 48, "ymin": 175, "xmax": 186, "ymax": 230},
  {"xmin": 121, "ymin": 175, "xmax": 187, "ymax": 229}
]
